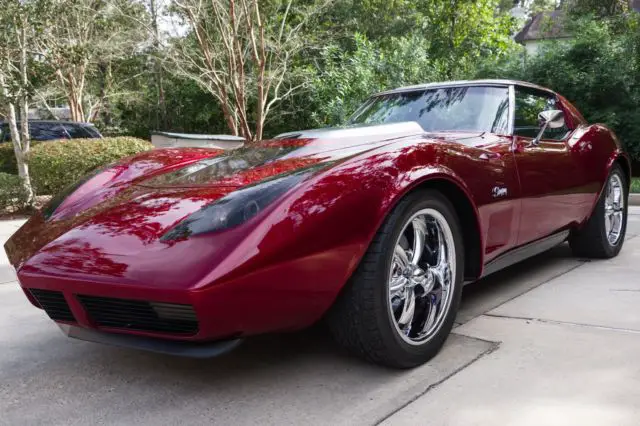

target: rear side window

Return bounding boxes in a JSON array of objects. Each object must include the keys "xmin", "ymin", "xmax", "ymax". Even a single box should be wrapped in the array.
[
  {"xmin": 514, "ymin": 87, "xmax": 570, "ymax": 140},
  {"xmin": 81, "ymin": 125, "xmax": 102, "ymax": 138},
  {"xmin": 63, "ymin": 123, "xmax": 93, "ymax": 138}
]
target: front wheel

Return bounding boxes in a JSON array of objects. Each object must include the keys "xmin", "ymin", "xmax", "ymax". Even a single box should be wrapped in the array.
[
  {"xmin": 327, "ymin": 190, "xmax": 464, "ymax": 369},
  {"xmin": 569, "ymin": 165, "xmax": 628, "ymax": 259}
]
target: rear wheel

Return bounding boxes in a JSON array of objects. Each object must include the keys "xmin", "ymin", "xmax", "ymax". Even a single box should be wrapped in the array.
[
  {"xmin": 327, "ymin": 190, "xmax": 464, "ymax": 369},
  {"xmin": 569, "ymin": 165, "xmax": 628, "ymax": 258}
]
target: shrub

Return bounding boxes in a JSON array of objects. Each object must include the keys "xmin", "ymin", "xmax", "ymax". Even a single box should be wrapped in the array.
[
  {"xmin": 28, "ymin": 137, "xmax": 152, "ymax": 195},
  {"xmin": 0, "ymin": 172, "xmax": 27, "ymax": 212},
  {"xmin": 0, "ymin": 144, "xmax": 17, "ymax": 175}
]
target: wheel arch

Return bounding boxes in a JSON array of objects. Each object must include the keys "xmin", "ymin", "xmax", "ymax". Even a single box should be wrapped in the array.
[
  {"xmin": 583, "ymin": 149, "xmax": 632, "ymax": 225},
  {"xmin": 403, "ymin": 177, "xmax": 484, "ymax": 282},
  {"xmin": 612, "ymin": 153, "xmax": 632, "ymax": 189}
]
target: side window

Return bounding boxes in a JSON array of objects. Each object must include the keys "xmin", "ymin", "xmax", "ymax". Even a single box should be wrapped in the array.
[
  {"xmin": 514, "ymin": 88, "xmax": 569, "ymax": 140},
  {"xmin": 63, "ymin": 124, "xmax": 92, "ymax": 139},
  {"xmin": 83, "ymin": 125, "xmax": 102, "ymax": 138},
  {"xmin": 29, "ymin": 122, "xmax": 69, "ymax": 141}
]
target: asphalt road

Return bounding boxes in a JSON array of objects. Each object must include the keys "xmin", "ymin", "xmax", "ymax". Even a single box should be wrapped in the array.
[{"xmin": 1, "ymin": 212, "xmax": 639, "ymax": 426}]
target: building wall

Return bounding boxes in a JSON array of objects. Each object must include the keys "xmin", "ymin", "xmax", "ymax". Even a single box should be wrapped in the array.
[
  {"xmin": 523, "ymin": 38, "xmax": 571, "ymax": 56},
  {"xmin": 524, "ymin": 40, "xmax": 543, "ymax": 56},
  {"xmin": 28, "ymin": 107, "xmax": 71, "ymax": 120}
]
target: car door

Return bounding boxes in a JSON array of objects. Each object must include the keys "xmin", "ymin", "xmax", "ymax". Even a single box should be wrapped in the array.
[
  {"xmin": 512, "ymin": 85, "xmax": 589, "ymax": 246},
  {"xmin": 29, "ymin": 122, "xmax": 69, "ymax": 141}
]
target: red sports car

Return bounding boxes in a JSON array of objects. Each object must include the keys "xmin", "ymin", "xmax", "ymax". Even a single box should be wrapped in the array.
[{"xmin": 4, "ymin": 80, "xmax": 630, "ymax": 368}]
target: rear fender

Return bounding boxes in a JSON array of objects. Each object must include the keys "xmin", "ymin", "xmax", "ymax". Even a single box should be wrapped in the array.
[{"xmin": 583, "ymin": 125, "xmax": 631, "ymax": 223}]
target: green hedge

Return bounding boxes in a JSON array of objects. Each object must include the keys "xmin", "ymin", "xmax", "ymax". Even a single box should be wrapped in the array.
[
  {"xmin": 0, "ymin": 144, "xmax": 17, "ymax": 175},
  {"xmin": 0, "ymin": 172, "xmax": 27, "ymax": 211},
  {"xmin": 27, "ymin": 137, "xmax": 152, "ymax": 195}
]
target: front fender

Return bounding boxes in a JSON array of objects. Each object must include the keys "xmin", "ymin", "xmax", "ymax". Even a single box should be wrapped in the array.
[
  {"xmin": 195, "ymin": 140, "xmax": 487, "ymax": 312},
  {"xmin": 49, "ymin": 148, "xmax": 222, "ymax": 221}
]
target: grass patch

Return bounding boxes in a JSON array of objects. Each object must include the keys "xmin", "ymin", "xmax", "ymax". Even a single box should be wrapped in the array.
[{"xmin": 631, "ymin": 178, "xmax": 640, "ymax": 193}]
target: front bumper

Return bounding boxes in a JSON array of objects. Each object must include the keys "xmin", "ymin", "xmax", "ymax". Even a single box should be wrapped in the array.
[{"xmin": 58, "ymin": 323, "xmax": 243, "ymax": 358}]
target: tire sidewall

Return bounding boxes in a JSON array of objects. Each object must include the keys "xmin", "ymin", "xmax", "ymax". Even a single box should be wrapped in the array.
[
  {"xmin": 373, "ymin": 190, "xmax": 464, "ymax": 363},
  {"xmin": 598, "ymin": 166, "xmax": 628, "ymax": 257}
]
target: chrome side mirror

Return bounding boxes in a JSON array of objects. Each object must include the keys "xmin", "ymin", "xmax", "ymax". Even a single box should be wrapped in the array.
[{"xmin": 531, "ymin": 109, "xmax": 565, "ymax": 146}]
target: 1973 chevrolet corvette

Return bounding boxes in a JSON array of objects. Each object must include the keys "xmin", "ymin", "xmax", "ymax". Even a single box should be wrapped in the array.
[{"xmin": 4, "ymin": 80, "xmax": 630, "ymax": 368}]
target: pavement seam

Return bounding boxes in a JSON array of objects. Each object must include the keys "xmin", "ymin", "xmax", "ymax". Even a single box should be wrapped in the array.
[
  {"xmin": 455, "ymin": 260, "xmax": 587, "ymax": 327},
  {"xmin": 486, "ymin": 261, "xmax": 588, "ymax": 313},
  {"xmin": 483, "ymin": 312, "xmax": 640, "ymax": 335},
  {"xmin": 374, "ymin": 338, "xmax": 501, "ymax": 425}
]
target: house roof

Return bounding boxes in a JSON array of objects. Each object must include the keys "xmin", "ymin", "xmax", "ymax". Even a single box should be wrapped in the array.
[{"xmin": 515, "ymin": 10, "xmax": 569, "ymax": 43}]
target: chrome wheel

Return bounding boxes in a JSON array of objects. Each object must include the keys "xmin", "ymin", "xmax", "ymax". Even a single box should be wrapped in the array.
[
  {"xmin": 388, "ymin": 208, "xmax": 456, "ymax": 345},
  {"xmin": 604, "ymin": 174, "xmax": 624, "ymax": 246}
]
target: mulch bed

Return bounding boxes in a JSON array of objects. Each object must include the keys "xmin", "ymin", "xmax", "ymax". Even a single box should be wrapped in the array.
[{"xmin": 0, "ymin": 195, "xmax": 51, "ymax": 220}]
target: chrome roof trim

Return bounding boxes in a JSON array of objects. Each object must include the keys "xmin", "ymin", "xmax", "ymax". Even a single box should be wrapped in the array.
[{"xmin": 374, "ymin": 79, "xmax": 555, "ymax": 97}]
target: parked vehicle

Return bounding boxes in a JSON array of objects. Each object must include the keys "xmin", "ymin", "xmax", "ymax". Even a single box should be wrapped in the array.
[
  {"xmin": 4, "ymin": 80, "xmax": 630, "ymax": 368},
  {"xmin": 0, "ymin": 120, "xmax": 102, "ymax": 143}
]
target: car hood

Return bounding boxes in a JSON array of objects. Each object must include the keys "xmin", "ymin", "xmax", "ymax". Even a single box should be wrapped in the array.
[
  {"xmin": 141, "ymin": 121, "xmax": 425, "ymax": 189},
  {"xmin": 5, "ymin": 122, "xmax": 425, "ymax": 271}
]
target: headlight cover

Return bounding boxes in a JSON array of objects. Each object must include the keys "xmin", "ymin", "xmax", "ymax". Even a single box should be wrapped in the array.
[
  {"xmin": 160, "ymin": 171, "xmax": 309, "ymax": 241},
  {"xmin": 42, "ymin": 165, "xmax": 111, "ymax": 220}
]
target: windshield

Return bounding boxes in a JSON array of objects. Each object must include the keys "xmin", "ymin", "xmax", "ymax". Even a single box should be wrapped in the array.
[{"xmin": 348, "ymin": 86, "xmax": 510, "ymax": 134}]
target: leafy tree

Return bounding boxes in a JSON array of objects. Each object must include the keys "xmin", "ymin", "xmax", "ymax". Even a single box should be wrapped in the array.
[
  {"xmin": 419, "ymin": 0, "xmax": 516, "ymax": 78},
  {"xmin": 107, "ymin": 0, "xmax": 519, "ymax": 140},
  {"xmin": 565, "ymin": 0, "xmax": 631, "ymax": 16},
  {"xmin": 312, "ymin": 0, "xmax": 423, "ymax": 44},
  {"xmin": 35, "ymin": 0, "xmax": 149, "ymax": 122},
  {"xmin": 478, "ymin": 14, "xmax": 640, "ymax": 160},
  {"xmin": 300, "ymin": 34, "xmax": 445, "ymax": 128},
  {"xmin": 167, "ymin": 0, "xmax": 326, "ymax": 141},
  {"xmin": 0, "ymin": 0, "xmax": 47, "ymax": 205},
  {"xmin": 287, "ymin": 0, "xmax": 517, "ymax": 129},
  {"xmin": 107, "ymin": 61, "xmax": 231, "ymax": 138}
]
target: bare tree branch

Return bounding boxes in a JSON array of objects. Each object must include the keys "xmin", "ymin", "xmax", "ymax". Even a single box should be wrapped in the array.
[{"xmin": 167, "ymin": 0, "xmax": 329, "ymax": 141}]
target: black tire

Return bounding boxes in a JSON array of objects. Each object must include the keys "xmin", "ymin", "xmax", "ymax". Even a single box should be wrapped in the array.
[
  {"xmin": 569, "ymin": 164, "xmax": 628, "ymax": 259},
  {"xmin": 326, "ymin": 189, "xmax": 464, "ymax": 369}
]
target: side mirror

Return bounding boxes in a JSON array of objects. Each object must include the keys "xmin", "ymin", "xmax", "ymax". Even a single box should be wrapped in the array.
[{"xmin": 531, "ymin": 109, "xmax": 565, "ymax": 146}]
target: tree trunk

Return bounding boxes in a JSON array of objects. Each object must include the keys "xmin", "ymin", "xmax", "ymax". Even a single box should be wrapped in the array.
[
  {"xmin": 6, "ymin": 103, "xmax": 34, "ymax": 206},
  {"xmin": 447, "ymin": 0, "xmax": 457, "ymax": 79},
  {"xmin": 16, "ymin": 25, "xmax": 34, "ymax": 205},
  {"xmin": 68, "ymin": 93, "xmax": 85, "ymax": 122},
  {"xmin": 149, "ymin": 0, "xmax": 167, "ymax": 130},
  {"xmin": 90, "ymin": 62, "xmax": 113, "ymax": 124}
]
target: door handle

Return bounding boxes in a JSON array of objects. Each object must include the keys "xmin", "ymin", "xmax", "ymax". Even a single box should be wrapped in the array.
[{"xmin": 479, "ymin": 152, "xmax": 501, "ymax": 161}]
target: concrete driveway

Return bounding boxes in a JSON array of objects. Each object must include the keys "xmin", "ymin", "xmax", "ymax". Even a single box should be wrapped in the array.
[{"xmin": 1, "ymin": 209, "xmax": 639, "ymax": 426}]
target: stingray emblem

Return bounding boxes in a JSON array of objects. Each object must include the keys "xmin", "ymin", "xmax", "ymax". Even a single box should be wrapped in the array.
[{"xmin": 492, "ymin": 186, "xmax": 508, "ymax": 198}]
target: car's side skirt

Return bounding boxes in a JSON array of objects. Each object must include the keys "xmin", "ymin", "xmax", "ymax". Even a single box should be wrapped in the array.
[{"xmin": 479, "ymin": 229, "xmax": 571, "ymax": 279}]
